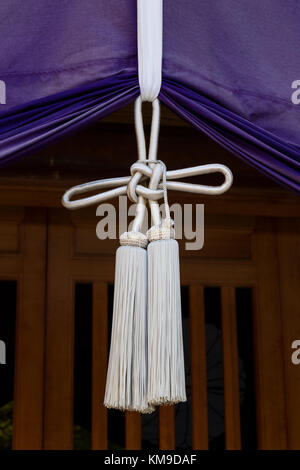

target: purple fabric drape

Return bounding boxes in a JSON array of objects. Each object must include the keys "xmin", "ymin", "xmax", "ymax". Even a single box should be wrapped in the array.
[
  {"xmin": 0, "ymin": 0, "xmax": 137, "ymax": 109},
  {"xmin": 0, "ymin": 74, "xmax": 139, "ymax": 165},
  {"xmin": 0, "ymin": 0, "xmax": 139, "ymax": 164},
  {"xmin": 161, "ymin": 0, "xmax": 300, "ymax": 192},
  {"xmin": 159, "ymin": 81, "xmax": 300, "ymax": 192},
  {"xmin": 0, "ymin": 0, "xmax": 300, "ymax": 193}
]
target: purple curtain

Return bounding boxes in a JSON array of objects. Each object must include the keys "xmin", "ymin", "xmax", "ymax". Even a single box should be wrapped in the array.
[{"xmin": 0, "ymin": 0, "xmax": 300, "ymax": 193}]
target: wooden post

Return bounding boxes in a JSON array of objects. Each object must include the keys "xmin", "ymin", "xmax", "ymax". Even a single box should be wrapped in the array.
[
  {"xmin": 189, "ymin": 285, "xmax": 209, "ymax": 449},
  {"xmin": 43, "ymin": 210, "xmax": 74, "ymax": 449},
  {"xmin": 159, "ymin": 406, "xmax": 175, "ymax": 449},
  {"xmin": 12, "ymin": 209, "xmax": 47, "ymax": 449},
  {"xmin": 277, "ymin": 219, "xmax": 300, "ymax": 449},
  {"xmin": 252, "ymin": 218, "xmax": 287, "ymax": 449},
  {"xmin": 91, "ymin": 282, "xmax": 108, "ymax": 449},
  {"xmin": 125, "ymin": 411, "xmax": 142, "ymax": 450}
]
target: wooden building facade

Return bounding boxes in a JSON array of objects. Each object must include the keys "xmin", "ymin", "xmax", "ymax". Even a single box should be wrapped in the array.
[{"xmin": 0, "ymin": 104, "xmax": 299, "ymax": 450}]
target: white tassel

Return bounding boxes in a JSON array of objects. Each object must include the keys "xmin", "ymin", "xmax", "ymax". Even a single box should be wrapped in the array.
[
  {"xmin": 104, "ymin": 234, "xmax": 154, "ymax": 413},
  {"xmin": 147, "ymin": 224, "xmax": 186, "ymax": 406}
]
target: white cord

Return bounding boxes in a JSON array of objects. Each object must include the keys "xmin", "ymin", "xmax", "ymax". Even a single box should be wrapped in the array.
[{"xmin": 62, "ymin": 98, "xmax": 233, "ymax": 211}]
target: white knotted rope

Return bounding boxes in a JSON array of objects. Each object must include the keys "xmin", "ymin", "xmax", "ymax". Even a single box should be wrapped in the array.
[
  {"xmin": 63, "ymin": 0, "xmax": 233, "ymax": 414},
  {"xmin": 104, "ymin": 100, "xmax": 151, "ymax": 413},
  {"xmin": 134, "ymin": 100, "xmax": 187, "ymax": 406}
]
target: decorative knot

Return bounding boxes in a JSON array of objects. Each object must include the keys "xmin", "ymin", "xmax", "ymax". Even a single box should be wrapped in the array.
[{"xmin": 127, "ymin": 161, "xmax": 164, "ymax": 203}]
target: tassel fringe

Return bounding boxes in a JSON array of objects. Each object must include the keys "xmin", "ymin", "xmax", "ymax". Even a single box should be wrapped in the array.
[
  {"xmin": 104, "ymin": 245, "xmax": 154, "ymax": 413},
  {"xmin": 147, "ymin": 239, "xmax": 186, "ymax": 405}
]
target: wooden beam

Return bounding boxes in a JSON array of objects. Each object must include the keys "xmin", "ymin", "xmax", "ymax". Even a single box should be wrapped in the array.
[{"xmin": 0, "ymin": 181, "xmax": 299, "ymax": 218}]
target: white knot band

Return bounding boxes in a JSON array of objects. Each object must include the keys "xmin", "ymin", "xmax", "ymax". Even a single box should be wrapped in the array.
[
  {"xmin": 120, "ymin": 231, "xmax": 148, "ymax": 249},
  {"xmin": 137, "ymin": 0, "xmax": 163, "ymax": 102},
  {"xmin": 147, "ymin": 220, "xmax": 175, "ymax": 243}
]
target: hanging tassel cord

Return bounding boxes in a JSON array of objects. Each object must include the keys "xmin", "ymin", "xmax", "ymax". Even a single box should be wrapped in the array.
[
  {"xmin": 63, "ymin": 1, "xmax": 234, "ymax": 414},
  {"xmin": 104, "ymin": 103, "xmax": 152, "ymax": 414},
  {"xmin": 62, "ymin": 0, "xmax": 233, "ymax": 211},
  {"xmin": 140, "ymin": 100, "xmax": 186, "ymax": 406},
  {"xmin": 133, "ymin": 98, "xmax": 173, "ymax": 241},
  {"xmin": 119, "ymin": 97, "xmax": 150, "ymax": 248}
]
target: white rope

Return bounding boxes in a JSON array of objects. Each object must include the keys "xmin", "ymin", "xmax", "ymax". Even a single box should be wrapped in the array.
[
  {"xmin": 62, "ymin": 96, "xmax": 233, "ymax": 211},
  {"xmin": 62, "ymin": 164, "xmax": 233, "ymax": 209},
  {"xmin": 126, "ymin": 97, "xmax": 161, "ymax": 236},
  {"xmin": 137, "ymin": 0, "xmax": 163, "ymax": 102},
  {"xmin": 134, "ymin": 98, "xmax": 163, "ymax": 228}
]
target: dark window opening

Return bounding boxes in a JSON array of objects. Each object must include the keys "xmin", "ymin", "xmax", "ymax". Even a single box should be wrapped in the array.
[
  {"xmin": 0, "ymin": 281, "xmax": 17, "ymax": 450},
  {"xmin": 73, "ymin": 283, "xmax": 92, "ymax": 450},
  {"xmin": 72, "ymin": 283, "xmax": 256, "ymax": 450},
  {"xmin": 107, "ymin": 284, "xmax": 125, "ymax": 450},
  {"xmin": 204, "ymin": 287, "xmax": 225, "ymax": 451},
  {"xmin": 236, "ymin": 287, "xmax": 257, "ymax": 449}
]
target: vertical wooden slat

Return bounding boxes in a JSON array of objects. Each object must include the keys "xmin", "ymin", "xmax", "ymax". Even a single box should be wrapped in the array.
[
  {"xmin": 277, "ymin": 219, "xmax": 300, "ymax": 449},
  {"xmin": 125, "ymin": 411, "xmax": 142, "ymax": 450},
  {"xmin": 159, "ymin": 406, "xmax": 175, "ymax": 449},
  {"xmin": 91, "ymin": 282, "xmax": 108, "ymax": 449},
  {"xmin": 221, "ymin": 286, "xmax": 241, "ymax": 450},
  {"xmin": 43, "ymin": 209, "xmax": 74, "ymax": 449},
  {"xmin": 189, "ymin": 284, "xmax": 209, "ymax": 449},
  {"xmin": 252, "ymin": 218, "xmax": 287, "ymax": 449},
  {"xmin": 13, "ymin": 209, "xmax": 47, "ymax": 449}
]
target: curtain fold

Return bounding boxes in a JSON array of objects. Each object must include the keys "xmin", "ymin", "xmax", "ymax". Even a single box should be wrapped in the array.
[
  {"xmin": 0, "ymin": 0, "xmax": 300, "ymax": 193},
  {"xmin": 0, "ymin": 74, "xmax": 139, "ymax": 165},
  {"xmin": 160, "ymin": 79, "xmax": 300, "ymax": 193}
]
